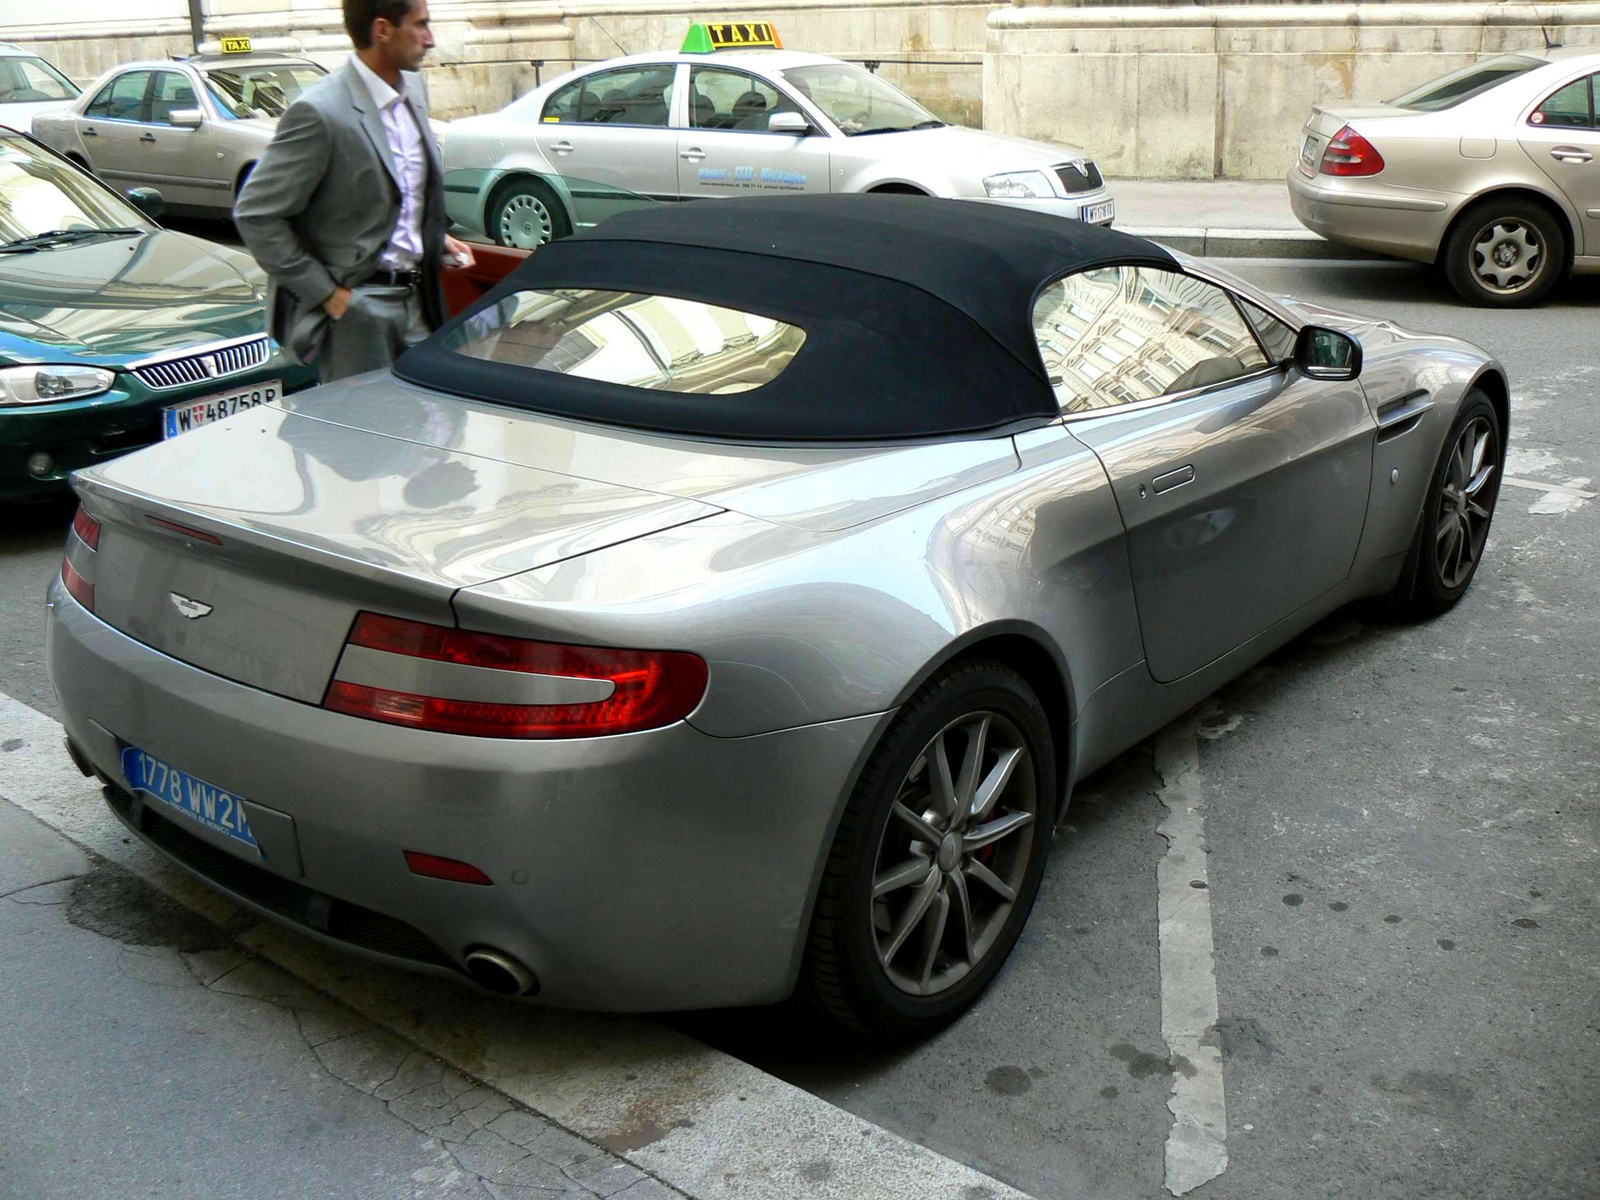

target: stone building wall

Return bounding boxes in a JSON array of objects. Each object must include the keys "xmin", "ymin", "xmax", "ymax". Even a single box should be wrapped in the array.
[{"xmin": 4, "ymin": 0, "xmax": 1599, "ymax": 178}]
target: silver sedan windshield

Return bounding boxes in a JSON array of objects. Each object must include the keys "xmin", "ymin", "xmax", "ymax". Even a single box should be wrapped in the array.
[
  {"xmin": 778, "ymin": 63, "xmax": 942, "ymax": 135},
  {"xmin": 1387, "ymin": 54, "xmax": 1545, "ymax": 111}
]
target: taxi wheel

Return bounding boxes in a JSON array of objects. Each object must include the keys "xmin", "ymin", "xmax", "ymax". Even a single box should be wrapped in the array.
[
  {"xmin": 798, "ymin": 659, "xmax": 1055, "ymax": 1040},
  {"xmin": 1442, "ymin": 198, "xmax": 1566, "ymax": 308},
  {"xmin": 489, "ymin": 176, "xmax": 571, "ymax": 250}
]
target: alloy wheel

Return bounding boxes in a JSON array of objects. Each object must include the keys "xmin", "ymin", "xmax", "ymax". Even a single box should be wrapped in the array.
[
  {"xmin": 1435, "ymin": 414, "xmax": 1498, "ymax": 589},
  {"xmin": 1470, "ymin": 220, "xmax": 1543, "ymax": 294},
  {"xmin": 870, "ymin": 711, "xmax": 1037, "ymax": 996},
  {"xmin": 498, "ymin": 192, "xmax": 554, "ymax": 249}
]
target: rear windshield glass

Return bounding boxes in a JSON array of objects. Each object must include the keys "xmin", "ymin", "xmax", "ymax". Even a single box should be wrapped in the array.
[
  {"xmin": 438, "ymin": 288, "xmax": 806, "ymax": 394},
  {"xmin": 1388, "ymin": 55, "xmax": 1546, "ymax": 110}
]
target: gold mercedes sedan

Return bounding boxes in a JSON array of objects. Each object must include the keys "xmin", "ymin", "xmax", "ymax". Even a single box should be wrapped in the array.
[{"xmin": 1288, "ymin": 46, "xmax": 1599, "ymax": 306}]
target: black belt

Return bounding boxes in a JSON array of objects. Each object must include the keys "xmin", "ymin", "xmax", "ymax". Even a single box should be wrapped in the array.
[{"xmin": 363, "ymin": 268, "xmax": 420, "ymax": 288}]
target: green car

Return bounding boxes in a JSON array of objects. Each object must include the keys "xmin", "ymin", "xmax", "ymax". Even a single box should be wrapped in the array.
[{"xmin": 0, "ymin": 129, "xmax": 313, "ymax": 501}]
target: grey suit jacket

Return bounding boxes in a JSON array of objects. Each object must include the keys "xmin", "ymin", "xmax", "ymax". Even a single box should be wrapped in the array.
[{"xmin": 235, "ymin": 61, "xmax": 449, "ymax": 364}]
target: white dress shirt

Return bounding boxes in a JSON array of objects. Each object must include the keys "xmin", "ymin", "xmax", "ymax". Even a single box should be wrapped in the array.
[{"xmin": 350, "ymin": 54, "xmax": 427, "ymax": 272}]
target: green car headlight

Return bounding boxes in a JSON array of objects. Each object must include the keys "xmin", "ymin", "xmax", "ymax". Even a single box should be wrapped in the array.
[
  {"xmin": 982, "ymin": 170, "xmax": 1055, "ymax": 200},
  {"xmin": 0, "ymin": 365, "xmax": 115, "ymax": 406}
]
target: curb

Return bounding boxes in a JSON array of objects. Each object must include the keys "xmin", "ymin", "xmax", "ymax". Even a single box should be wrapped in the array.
[{"xmin": 1120, "ymin": 226, "xmax": 1389, "ymax": 260}]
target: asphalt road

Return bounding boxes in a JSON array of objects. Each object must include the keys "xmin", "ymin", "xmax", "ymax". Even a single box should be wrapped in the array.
[{"xmin": 2, "ymin": 257, "xmax": 1596, "ymax": 1199}]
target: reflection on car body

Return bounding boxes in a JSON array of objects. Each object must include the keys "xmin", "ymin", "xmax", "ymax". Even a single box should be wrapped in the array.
[{"xmin": 47, "ymin": 195, "xmax": 1506, "ymax": 1040}]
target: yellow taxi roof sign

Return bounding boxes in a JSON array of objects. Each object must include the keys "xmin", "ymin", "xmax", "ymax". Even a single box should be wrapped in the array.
[
  {"xmin": 220, "ymin": 36, "xmax": 253, "ymax": 54},
  {"xmin": 681, "ymin": 22, "xmax": 782, "ymax": 53}
]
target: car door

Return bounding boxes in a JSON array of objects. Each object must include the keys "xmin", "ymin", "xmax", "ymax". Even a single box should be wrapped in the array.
[
  {"xmin": 139, "ymin": 69, "xmax": 219, "ymax": 207},
  {"xmin": 532, "ymin": 63, "xmax": 682, "ymax": 202},
  {"xmin": 1034, "ymin": 264, "xmax": 1374, "ymax": 683},
  {"xmin": 676, "ymin": 65, "xmax": 831, "ymax": 198},
  {"xmin": 78, "ymin": 69, "xmax": 153, "ymax": 184},
  {"xmin": 1517, "ymin": 70, "xmax": 1600, "ymax": 256}
]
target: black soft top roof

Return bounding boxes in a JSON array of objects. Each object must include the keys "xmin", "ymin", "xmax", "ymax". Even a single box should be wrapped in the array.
[{"xmin": 396, "ymin": 194, "xmax": 1178, "ymax": 442}]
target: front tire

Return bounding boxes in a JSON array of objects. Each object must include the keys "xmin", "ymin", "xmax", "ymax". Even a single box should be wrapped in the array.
[
  {"xmin": 1386, "ymin": 390, "xmax": 1503, "ymax": 617},
  {"xmin": 487, "ymin": 175, "xmax": 571, "ymax": 249},
  {"xmin": 1442, "ymin": 198, "xmax": 1566, "ymax": 307},
  {"xmin": 799, "ymin": 659, "xmax": 1056, "ymax": 1040}
]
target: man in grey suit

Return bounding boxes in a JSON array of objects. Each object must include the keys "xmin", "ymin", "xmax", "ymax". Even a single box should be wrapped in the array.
[{"xmin": 235, "ymin": 0, "xmax": 476, "ymax": 381}]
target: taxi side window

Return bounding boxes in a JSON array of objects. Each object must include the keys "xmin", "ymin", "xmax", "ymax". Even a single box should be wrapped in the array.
[
  {"xmin": 1032, "ymin": 266, "xmax": 1269, "ymax": 415},
  {"xmin": 86, "ymin": 70, "xmax": 152, "ymax": 122},
  {"xmin": 1530, "ymin": 75, "xmax": 1596, "ymax": 129},
  {"xmin": 148, "ymin": 71, "xmax": 200, "ymax": 126},
  {"xmin": 543, "ymin": 66, "xmax": 676, "ymax": 128},
  {"xmin": 688, "ymin": 67, "xmax": 787, "ymax": 131}
]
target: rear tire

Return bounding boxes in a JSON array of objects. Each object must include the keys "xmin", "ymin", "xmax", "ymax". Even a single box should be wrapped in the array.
[
  {"xmin": 487, "ymin": 175, "xmax": 571, "ymax": 249},
  {"xmin": 1385, "ymin": 390, "xmax": 1503, "ymax": 617},
  {"xmin": 798, "ymin": 659, "xmax": 1056, "ymax": 1040},
  {"xmin": 1442, "ymin": 198, "xmax": 1566, "ymax": 307}
]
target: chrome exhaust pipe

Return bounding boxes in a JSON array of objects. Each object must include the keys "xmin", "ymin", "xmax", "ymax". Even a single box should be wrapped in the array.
[{"xmin": 463, "ymin": 947, "xmax": 539, "ymax": 997}]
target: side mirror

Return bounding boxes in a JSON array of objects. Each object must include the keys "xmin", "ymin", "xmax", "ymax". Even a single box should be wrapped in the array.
[
  {"xmin": 767, "ymin": 112, "xmax": 811, "ymax": 135},
  {"xmin": 126, "ymin": 187, "xmax": 164, "ymax": 219},
  {"xmin": 168, "ymin": 108, "xmax": 203, "ymax": 128},
  {"xmin": 1294, "ymin": 325, "xmax": 1362, "ymax": 381}
]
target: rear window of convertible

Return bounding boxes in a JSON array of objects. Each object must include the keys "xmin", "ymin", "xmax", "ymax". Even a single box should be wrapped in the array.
[{"xmin": 438, "ymin": 288, "xmax": 807, "ymax": 394}]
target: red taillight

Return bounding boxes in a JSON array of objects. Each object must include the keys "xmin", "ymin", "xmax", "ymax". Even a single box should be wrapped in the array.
[
  {"xmin": 72, "ymin": 505, "xmax": 100, "ymax": 550},
  {"xmin": 1320, "ymin": 125, "xmax": 1385, "ymax": 177},
  {"xmin": 404, "ymin": 850, "xmax": 493, "ymax": 885},
  {"xmin": 61, "ymin": 555, "xmax": 94, "ymax": 610},
  {"xmin": 324, "ymin": 613, "xmax": 709, "ymax": 738},
  {"xmin": 147, "ymin": 515, "xmax": 222, "ymax": 545}
]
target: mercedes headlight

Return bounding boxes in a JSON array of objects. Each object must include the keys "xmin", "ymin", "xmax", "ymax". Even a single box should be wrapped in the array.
[
  {"xmin": 0, "ymin": 365, "xmax": 115, "ymax": 406},
  {"xmin": 982, "ymin": 170, "xmax": 1055, "ymax": 199}
]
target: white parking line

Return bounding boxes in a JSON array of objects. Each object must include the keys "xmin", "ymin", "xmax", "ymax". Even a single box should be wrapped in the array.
[
  {"xmin": 0, "ymin": 690, "xmax": 1033, "ymax": 1200},
  {"xmin": 1153, "ymin": 718, "xmax": 1228, "ymax": 1196}
]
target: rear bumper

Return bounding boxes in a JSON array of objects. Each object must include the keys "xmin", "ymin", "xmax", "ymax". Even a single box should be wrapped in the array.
[
  {"xmin": 1286, "ymin": 167, "xmax": 1460, "ymax": 263},
  {"xmin": 46, "ymin": 580, "xmax": 887, "ymax": 1010}
]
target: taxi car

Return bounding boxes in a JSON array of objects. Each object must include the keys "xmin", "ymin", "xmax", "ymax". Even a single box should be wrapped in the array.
[
  {"xmin": 1289, "ymin": 45, "xmax": 1600, "ymax": 306},
  {"xmin": 0, "ymin": 42, "xmax": 80, "ymax": 130},
  {"xmin": 442, "ymin": 21, "xmax": 1114, "ymax": 247},
  {"xmin": 0, "ymin": 130, "xmax": 312, "ymax": 501},
  {"xmin": 30, "ymin": 44, "xmax": 328, "ymax": 217},
  {"xmin": 47, "ymin": 194, "xmax": 1506, "ymax": 1038}
]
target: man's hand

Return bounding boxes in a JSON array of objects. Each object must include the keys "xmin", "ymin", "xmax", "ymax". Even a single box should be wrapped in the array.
[
  {"xmin": 323, "ymin": 286, "xmax": 353, "ymax": 320},
  {"xmin": 444, "ymin": 235, "xmax": 476, "ymax": 270}
]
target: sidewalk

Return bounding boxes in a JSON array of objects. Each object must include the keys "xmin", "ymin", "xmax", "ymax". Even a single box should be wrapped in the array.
[{"xmin": 1111, "ymin": 178, "xmax": 1383, "ymax": 259}]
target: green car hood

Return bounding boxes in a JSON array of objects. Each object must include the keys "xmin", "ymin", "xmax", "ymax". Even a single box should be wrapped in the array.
[{"xmin": 0, "ymin": 230, "xmax": 267, "ymax": 366}]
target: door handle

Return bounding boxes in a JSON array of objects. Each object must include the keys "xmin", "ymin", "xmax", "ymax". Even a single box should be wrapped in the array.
[
  {"xmin": 680, "ymin": 147, "xmax": 706, "ymax": 162},
  {"xmin": 139, "ymin": 132, "xmax": 156, "ymax": 144},
  {"xmin": 1151, "ymin": 464, "xmax": 1195, "ymax": 495},
  {"xmin": 550, "ymin": 140, "xmax": 573, "ymax": 155},
  {"xmin": 82, "ymin": 126, "xmax": 97, "ymax": 137},
  {"xmin": 1550, "ymin": 146, "xmax": 1593, "ymax": 164}
]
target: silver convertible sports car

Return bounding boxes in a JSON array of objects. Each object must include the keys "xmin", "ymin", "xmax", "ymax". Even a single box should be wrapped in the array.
[{"xmin": 46, "ymin": 196, "xmax": 1507, "ymax": 1039}]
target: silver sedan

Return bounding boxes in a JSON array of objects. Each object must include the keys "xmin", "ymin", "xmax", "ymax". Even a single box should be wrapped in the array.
[
  {"xmin": 31, "ymin": 53, "xmax": 327, "ymax": 215},
  {"xmin": 1289, "ymin": 46, "xmax": 1600, "ymax": 306},
  {"xmin": 46, "ymin": 195, "xmax": 1505, "ymax": 1039}
]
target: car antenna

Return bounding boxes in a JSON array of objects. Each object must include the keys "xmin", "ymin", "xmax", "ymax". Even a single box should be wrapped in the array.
[
  {"xmin": 584, "ymin": 16, "xmax": 631, "ymax": 58},
  {"xmin": 1539, "ymin": 13, "xmax": 1562, "ymax": 49}
]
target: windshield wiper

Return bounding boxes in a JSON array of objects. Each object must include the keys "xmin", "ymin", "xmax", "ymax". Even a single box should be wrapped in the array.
[
  {"xmin": 851, "ymin": 119, "xmax": 945, "ymax": 136},
  {"xmin": 0, "ymin": 227, "xmax": 146, "ymax": 253}
]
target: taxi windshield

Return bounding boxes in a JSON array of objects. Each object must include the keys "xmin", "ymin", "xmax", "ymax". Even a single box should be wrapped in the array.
[
  {"xmin": 0, "ymin": 135, "xmax": 151, "ymax": 244},
  {"xmin": 1388, "ymin": 54, "xmax": 1546, "ymax": 111},
  {"xmin": 203, "ymin": 63, "xmax": 326, "ymax": 118},
  {"xmin": 777, "ymin": 63, "xmax": 942, "ymax": 135}
]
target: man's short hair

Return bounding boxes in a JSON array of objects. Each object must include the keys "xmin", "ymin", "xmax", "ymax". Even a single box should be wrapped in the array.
[{"xmin": 344, "ymin": 0, "xmax": 417, "ymax": 49}]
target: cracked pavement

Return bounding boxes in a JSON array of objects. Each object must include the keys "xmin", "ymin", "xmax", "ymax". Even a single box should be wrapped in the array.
[{"xmin": 0, "ymin": 797, "xmax": 684, "ymax": 1200}]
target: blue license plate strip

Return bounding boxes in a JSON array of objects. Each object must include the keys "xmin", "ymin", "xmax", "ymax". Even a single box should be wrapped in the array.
[{"xmin": 121, "ymin": 746, "xmax": 260, "ymax": 853}]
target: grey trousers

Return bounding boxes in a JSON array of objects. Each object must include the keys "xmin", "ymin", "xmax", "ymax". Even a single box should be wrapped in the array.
[{"xmin": 318, "ymin": 284, "xmax": 431, "ymax": 383}]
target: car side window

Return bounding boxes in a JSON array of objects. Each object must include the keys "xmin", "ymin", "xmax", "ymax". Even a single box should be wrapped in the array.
[
  {"xmin": 687, "ymin": 67, "xmax": 789, "ymax": 131},
  {"xmin": 1032, "ymin": 266, "xmax": 1270, "ymax": 414},
  {"xmin": 1529, "ymin": 75, "xmax": 1595, "ymax": 129},
  {"xmin": 148, "ymin": 71, "xmax": 200, "ymax": 126},
  {"xmin": 85, "ymin": 70, "xmax": 151, "ymax": 122},
  {"xmin": 542, "ymin": 66, "xmax": 676, "ymax": 128},
  {"xmin": 1239, "ymin": 298, "xmax": 1298, "ymax": 362}
]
